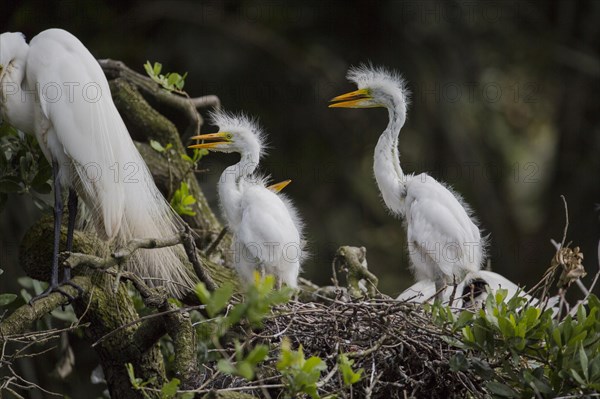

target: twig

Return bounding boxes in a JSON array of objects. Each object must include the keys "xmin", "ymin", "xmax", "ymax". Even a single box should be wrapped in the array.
[
  {"xmin": 204, "ymin": 227, "xmax": 228, "ymax": 257},
  {"xmin": 560, "ymin": 195, "xmax": 569, "ymax": 249},
  {"xmin": 92, "ymin": 304, "xmax": 206, "ymax": 348}
]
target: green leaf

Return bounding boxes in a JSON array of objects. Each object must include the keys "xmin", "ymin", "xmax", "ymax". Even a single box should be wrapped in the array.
[
  {"xmin": 144, "ymin": 61, "xmax": 153, "ymax": 77},
  {"xmin": 246, "ymin": 345, "xmax": 269, "ymax": 365},
  {"xmin": 180, "ymin": 154, "xmax": 194, "ymax": 163},
  {"xmin": 449, "ymin": 352, "xmax": 469, "ymax": 372},
  {"xmin": 207, "ymin": 283, "xmax": 233, "ymax": 317},
  {"xmin": 471, "ymin": 358, "xmax": 494, "ymax": 380},
  {"xmin": 0, "ymin": 178, "xmax": 22, "ymax": 193},
  {"xmin": 153, "ymin": 62, "xmax": 162, "ymax": 76},
  {"xmin": 0, "ymin": 293, "xmax": 17, "ymax": 306},
  {"xmin": 580, "ymin": 344, "xmax": 589, "ymax": 381},
  {"xmin": 217, "ymin": 359, "xmax": 236, "ymax": 375},
  {"xmin": 571, "ymin": 369, "xmax": 586, "ymax": 386},
  {"xmin": 485, "ymin": 381, "xmax": 519, "ymax": 398},
  {"xmin": 181, "ymin": 195, "xmax": 196, "ymax": 206},
  {"xmin": 31, "ymin": 161, "xmax": 52, "ymax": 187},
  {"xmin": 33, "ymin": 183, "xmax": 52, "ymax": 195},
  {"xmin": 237, "ymin": 361, "xmax": 255, "ymax": 380},
  {"xmin": 160, "ymin": 378, "xmax": 180, "ymax": 398},
  {"xmin": 150, "ymin": 140, "xmax": 165, "ymax": 153},
  {"xmin": 303, "ymin": 356, "xmax": 326, "ymax": 374},
  {"xmin": 167, "ymin": 73, "xmax": 180, "ymax": 87},
  {"xmin": 455, "ymin": 310, "xmax": 474, "ymax": 329},
  {"xmin": 338, "ymin": 354, "xmax": 362, "ymax": 385},
  {"xmin": 195, "ymin": 282, "xmax": 211, "ymax": 305}
]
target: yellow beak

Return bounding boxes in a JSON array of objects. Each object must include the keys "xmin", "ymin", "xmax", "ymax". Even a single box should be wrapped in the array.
[
  {"xmin": 267, "ymin": 179, "xmax": 292, "ymax": 193},
  {"xmin": 188, "ymin": 132, "xmax": 231, "ymax": 149},
  {"xmin": 328, "ymin": 88, "xmax": 372, "ymax": 108}
]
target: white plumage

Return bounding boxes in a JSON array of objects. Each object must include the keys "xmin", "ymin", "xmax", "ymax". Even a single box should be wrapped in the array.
[
  {"xmin": 397, "ymin": 270, "xmax": 559, "ymax": 313},
  {"xmin": 330, "ymin": 65, "xmax": 485, "ymax": 296},
  {"xmin": 0, "ymin": 29, "xmax": 194, "ymax": 298},
  {"xmin": 189, "ymin": 112, "xmax": 304, "ymax": 288},
  {"xmin": 396, "ymin": 270, "xmax": 521, "ymax": 308}
]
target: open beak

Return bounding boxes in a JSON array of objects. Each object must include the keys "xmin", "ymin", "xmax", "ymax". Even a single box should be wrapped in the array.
[
  {"xmin": 188, "ymin": 132, "xmax": 231, "ymax": 149},
  {"xmin": 267, "ymin": 179, "xmax": 292, "ymax": 193},
  {"xmin": 328, "ymin": 88, "xmax": 372, "ymax": 108}
]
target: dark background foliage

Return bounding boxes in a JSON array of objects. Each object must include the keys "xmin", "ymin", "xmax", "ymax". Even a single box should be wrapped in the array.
[{"xmin": 1, "ymin": 0, "xmax": 599, "ymax": 395}]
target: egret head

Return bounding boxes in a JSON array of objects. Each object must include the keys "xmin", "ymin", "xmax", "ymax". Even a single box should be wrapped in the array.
[
  {"xmin": 0, "ymin": 32, "xmax": 27, "ymax": 84},
  {"xmin": 460, "ymin": 276, "xmax": 488, "ymax": 309},
  {"xmin": 329, "ymin": 64, "xmax": 409, "ymax": 110},
  {"xmin": 188, "ymin": 111, "xmax": 266, "ymax": 160}
]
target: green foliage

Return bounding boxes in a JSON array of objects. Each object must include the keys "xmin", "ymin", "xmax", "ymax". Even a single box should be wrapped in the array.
[
  {"xmin": 180, "ymin": 148, "xmax": 208, "ymax": 164},
  {"xmin": 338, "ymin": 354, "xmax": 363, "ymax": 386},
  {"xmin": 0, "ymin": 124, "xmax": 52, "ymax": 211},
  {"xmin": 217, "ymin": 341, "xmax": 269, "ymax": 380},
  {"xmin": 196, "ymin": 272, "xmax": 293, "ymax": 337},
  {"xmin": 150, "ymin": 140, "xmax": 173, "ymax": 154},
  {"xmin": 126, "ymin": 363, "xmax": 156, "ymax": 395},
  {"xmin": 431, "ymin": 289, "xmax": 600, "ymax": 398},
  {"xmin": 170, "ymin": 182, "xmax": 197, "ymax": 216},
  {"xmin": 144, "ymin": 61, "xmax": 187, "ymax": 92},
  {"xmin": 195, "ymin": 281, "xmax": 234, "ymax": 319},
  {"xmin": 277, "ymin": 338, "xmax": 327, "ymax": 399},
  {"xmin": 126, "ymin": 364, "xmax": 193, "ymax": 399},
  {"xmin": 195, "ymin": 273, "xmax": 293, "ymax": 385}
]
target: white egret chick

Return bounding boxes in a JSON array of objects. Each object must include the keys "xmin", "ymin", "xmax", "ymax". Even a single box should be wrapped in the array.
[
  {"xmin": 397, "ymin": 270, "xmax": 559, "ymax": 314},
  {"xmin": 189, "ymin": 112, "xmax": 304, "ymax": 288},
  {"xmin": 397, "ymin": 270, "xmax": 521, "ymax": 308},
  {"xmin": 0, "ymin": 29, "xmax": 195, "ymax": 300},
  {"xmin": 330, "ymin": 65, "xmax": 485, "ymax": 297}
]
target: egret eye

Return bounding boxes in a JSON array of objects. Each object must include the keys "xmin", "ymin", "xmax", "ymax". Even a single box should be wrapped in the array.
[{"xmin": 225, "ymin": 133, "xmax": 233, "ymax": 141}]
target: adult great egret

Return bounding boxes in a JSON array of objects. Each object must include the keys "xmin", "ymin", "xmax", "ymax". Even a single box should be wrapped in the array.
[
  {"xmin": 330, "ymin": 65, "xmax": 485, "ymax": 297},
  {"xmin": 189, "ymin": 112, "xmax": 304, "ymax": 288},
  {"xmin": 0, "ymin": 29, "xmax": 195, "ymax": 300}
]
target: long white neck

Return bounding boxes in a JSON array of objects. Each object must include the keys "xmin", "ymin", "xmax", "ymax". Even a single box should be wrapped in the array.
[
  {"xmin": 373, "ymin": 95, "xmax": 408, "ymax": 216},
  {"xmin": 218, "ymin": 149, "xmax": 260, "ymax": 228},
  {"xmin": 0, "ymin": 50, "xmax": 35, "ymax": 135}
]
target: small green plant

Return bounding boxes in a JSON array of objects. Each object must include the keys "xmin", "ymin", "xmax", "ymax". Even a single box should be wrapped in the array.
[
  {"xmin": 196, "ymin": 272, "xmax": 293, "ymax": 335},
  {"xmin": 180, "ymin": 147, "xmax": 208, "ymax": 165},
  {"xmin": 277, "ymin": 338, "xmax": 327, "ymax": 399},
  {"xmin": 126, "ymin": 363, "xmax": 194, "ymax": 399},
  {"xmin": 338, "ymin": 354, "xmax": 363, "ymax": 386},
  {"xmin": 195, "ymin": 273, "xmax": 293, "ymax": 384},
  {"xmin": 144, "ymin": 61, "xmax": 187, "ymax": 93},
  {"xmin": 170, "ymin": 182, "xmax": 197, "ymax": 217},
  {"xmin": 150, "ymin": 140, "xmax": 174, "ymax": 155},
  {"xmin": 431, "ymin": 288, "xmax": 600, "ymax": 398},
  {"xmin": 0, "ymin": 125, "xmax": 52, "ymax": 211},
  {"xmin": 217, "ymin": 341, "xmax": 269, "ymax": 380}
]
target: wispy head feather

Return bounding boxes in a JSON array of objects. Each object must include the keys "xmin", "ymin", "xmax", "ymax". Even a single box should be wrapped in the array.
[
  {"xmin": 208, "ymin": 110, "xmax": 268, "ymax": 155},
  {"xmin": 347, "ymin": 63, "xmax": 410, "ymax": 104}
]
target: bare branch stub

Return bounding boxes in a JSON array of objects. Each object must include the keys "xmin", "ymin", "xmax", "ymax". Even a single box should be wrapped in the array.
[{"xmin": 333, "ymin": 246, "xmax": 379, "ymax": 298}]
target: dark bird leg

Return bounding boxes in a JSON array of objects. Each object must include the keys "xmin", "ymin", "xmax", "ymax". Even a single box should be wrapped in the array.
[
  {"xmin": 29, "ymin": 161, "xmax": 77, "ymax": 304},
  {"xmin": 60, "ymin": 189, "xmax": 83, "ymax": 296}
]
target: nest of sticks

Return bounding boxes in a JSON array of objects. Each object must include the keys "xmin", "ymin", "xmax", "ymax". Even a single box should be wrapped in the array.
[{"xmin": 198, "ymin": 297, "xmax": 486, "ymax": 399}]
